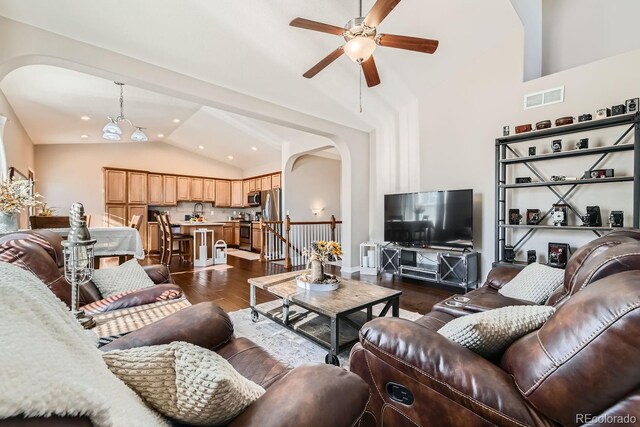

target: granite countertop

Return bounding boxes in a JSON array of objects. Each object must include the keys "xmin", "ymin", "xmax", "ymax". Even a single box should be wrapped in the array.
[{"xmin": 174, "ymin": 221, "xmax": 226, "ymax": 226}]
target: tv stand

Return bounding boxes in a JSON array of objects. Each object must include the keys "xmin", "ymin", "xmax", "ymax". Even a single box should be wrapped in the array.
[{"xmin": 381, "ymin": 246, "xmax": 479, "ymax": 292}]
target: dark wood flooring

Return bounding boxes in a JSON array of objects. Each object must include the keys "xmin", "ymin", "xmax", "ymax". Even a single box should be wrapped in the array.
[{"xmin": 142, "ymin": 253, "xmax": 457, "ymax": 315}]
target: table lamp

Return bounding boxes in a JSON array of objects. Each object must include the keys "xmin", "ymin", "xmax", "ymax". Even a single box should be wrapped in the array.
[{"xmin": 61, "ymin": 202, "xmax": 97, "ymax": 329}]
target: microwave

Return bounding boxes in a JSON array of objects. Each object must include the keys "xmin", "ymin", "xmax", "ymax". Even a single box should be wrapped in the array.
[{"xmin": 247, "ymin": 191, "xmax": 261, "ymax": 207}]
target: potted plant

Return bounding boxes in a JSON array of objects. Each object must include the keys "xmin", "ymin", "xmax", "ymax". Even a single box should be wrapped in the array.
[
  {"xmin": 0, "ymin": 177, "xmax": 41, "ymax": 232},
  {"xmin": 297, "ymin": 241, "xmax": 342, "ymax": 291}
]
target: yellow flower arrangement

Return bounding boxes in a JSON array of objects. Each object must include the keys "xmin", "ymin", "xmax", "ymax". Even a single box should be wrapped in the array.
[{"xmin": 302, "ymin": 240, "xmax": 342, "ymax": 266}]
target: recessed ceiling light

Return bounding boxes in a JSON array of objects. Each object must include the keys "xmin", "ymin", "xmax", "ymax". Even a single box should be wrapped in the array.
[
  {"xmin": 80, "ymin": 134, "xmax": 89, "ymax": 138},
  {"xmin": 80, "ymin": 115, "xmax": 91, "ymax": 121},
  {"xmin": 227, "ymin": 155, "xmax": 234, "ymax": 160},
  {"xmin": 251, "ymin": 146, "xmax": 257, "ymax": 151},
  {"xmin": 157, "ymin": 133, "xmax": 164, "ymax": 138},
  {"xmin": 173, "ymin": 118, "xmax": 181, "ymax": 123},
  {"xmin": 198, "ymin": 145, "xmax": 205, "ymax": 150}
]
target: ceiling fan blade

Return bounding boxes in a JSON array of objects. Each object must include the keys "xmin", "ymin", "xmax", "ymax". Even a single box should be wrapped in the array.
[
  {"xmin": 361, "ymin": 56, "xmax": 381, "ymax": 87},
  {"xmin": 303, "ymin": 47, "xmax": 345, "ymax": 78},
  {"xmin": 377, "ymin": 33, "xmax": 439, "ymax": 54},
  {"xmin": 363, "ymin": 0, "xmax": 401, "ymax": 27},
  {"xmin": 290, "ymin": 18, "xmax": 345, "ymax": 36}
]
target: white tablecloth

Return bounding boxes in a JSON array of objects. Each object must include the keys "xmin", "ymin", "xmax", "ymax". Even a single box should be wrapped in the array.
[{"xmin": 8, "ymin": 227, "xmax": 145, "ymax": 260}]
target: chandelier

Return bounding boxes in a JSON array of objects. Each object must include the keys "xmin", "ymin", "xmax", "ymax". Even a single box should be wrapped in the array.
[{"xmin": 102, "ymin": 82, "xmax": 148, "ymax": 142}]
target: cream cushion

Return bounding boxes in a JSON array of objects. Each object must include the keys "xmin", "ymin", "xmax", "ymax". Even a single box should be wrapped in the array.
[
  {"xmin": 91, "ymin": 258, "xmax": 155, "ymax": 298},
  {"xmin": 437, "ymin": 305, "xmax": 555, "ymax": 358},
  {"xmin": 498, "ymin": 262, "xmax": 565, "ymax": 304},
  {"xmin": 103, "ymin": 341, "xmax": 265, "ymax": 426}
]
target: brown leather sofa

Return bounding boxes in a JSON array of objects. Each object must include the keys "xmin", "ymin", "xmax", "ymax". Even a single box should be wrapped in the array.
[
  {"xmin": 0, "ymin": 230, "xmax": 182, "ymax": 313},
  {"xmin": 350, "ymin": 230, "xmax": 640, "ymax": 426},
  {"xmin": 1, "ymin": 301, "xmax": 370, "ymax": 427}
]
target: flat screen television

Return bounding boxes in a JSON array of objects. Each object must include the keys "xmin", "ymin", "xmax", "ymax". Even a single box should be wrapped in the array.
[{"xmin": 384, "ymin": 189, "xmax": 473, "ymax": 249}]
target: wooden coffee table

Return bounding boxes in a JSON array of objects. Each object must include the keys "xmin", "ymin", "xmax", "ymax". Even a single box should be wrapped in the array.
[{"xmin": 248, "ymin": 270, "xmax": 402, "ymax": 366}]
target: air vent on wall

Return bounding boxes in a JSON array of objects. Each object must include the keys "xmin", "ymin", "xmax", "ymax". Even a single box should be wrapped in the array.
[{"xmin": 523, "ymin": 86, "xmax": 564, "ymax": 110}]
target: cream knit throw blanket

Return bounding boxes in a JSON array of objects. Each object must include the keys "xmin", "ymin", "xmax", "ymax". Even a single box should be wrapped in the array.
[{"xmin": 0, "ymin": 262, "xmax": 169, "ymax": 426}]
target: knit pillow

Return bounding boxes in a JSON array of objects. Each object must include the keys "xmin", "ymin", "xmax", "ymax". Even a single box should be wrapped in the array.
[
  {"xmin": 437, "ymin": 305, "xmax": 555, "ymax": 358},
  {"xmin": 498, "ymin": 263, "xmax": 564, "ymax": 304},
  {"xmin": 103, "ymin": 341, "xmax": 265, "ymax": 426},
  {"xmin": 91, "ymin": 259, "xmax": 155, "ymax": 298}
]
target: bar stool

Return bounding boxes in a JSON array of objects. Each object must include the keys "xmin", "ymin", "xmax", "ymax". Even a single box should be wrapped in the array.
[{"xmin": 156, "ymin": 213, "xmax": 193, "ymax": 266}]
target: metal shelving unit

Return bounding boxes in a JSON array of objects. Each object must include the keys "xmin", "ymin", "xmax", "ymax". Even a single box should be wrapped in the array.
[{"xmin": 495, "ymin": 112, "xmax": 640, "ymax": 264}]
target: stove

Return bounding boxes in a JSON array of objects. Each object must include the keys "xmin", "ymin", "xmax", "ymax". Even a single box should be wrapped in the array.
[{"xmin": 238, "ymin": 221, "xmax": 252, "ymax": 251}]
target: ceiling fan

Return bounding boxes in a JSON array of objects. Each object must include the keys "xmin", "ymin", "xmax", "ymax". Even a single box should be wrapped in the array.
[{"xmin": 290, "ymin": 0, "xmax": 439, "ymax": 87}]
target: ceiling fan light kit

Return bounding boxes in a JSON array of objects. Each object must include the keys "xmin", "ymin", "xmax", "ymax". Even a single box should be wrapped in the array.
[
  {"xmin": 290, "ymin": 0, "xmax": 439, "ymax": 88},
  {"xmin": 102, "ymin": 82, "xmax": 148, "ymax": 142}
]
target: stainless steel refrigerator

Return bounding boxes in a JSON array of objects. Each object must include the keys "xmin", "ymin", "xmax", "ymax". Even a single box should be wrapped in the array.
[{"xmin": 260, "ymin": 188, "xmax": 282, "ymax": 221}]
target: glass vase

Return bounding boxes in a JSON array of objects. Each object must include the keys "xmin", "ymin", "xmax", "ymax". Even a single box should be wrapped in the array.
[{"xmin": 0, "ymin": 212, "xmax": 18, "ymax": 233}]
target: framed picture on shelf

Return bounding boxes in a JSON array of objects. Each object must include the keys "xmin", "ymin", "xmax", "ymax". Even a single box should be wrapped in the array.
[
  {"xmin": 508, "ymin": 209, "xmax": 521, "ymax": 225},
  {"xmin": 526, "ymin": 209, "xmax": 541, "ymax": 225}
]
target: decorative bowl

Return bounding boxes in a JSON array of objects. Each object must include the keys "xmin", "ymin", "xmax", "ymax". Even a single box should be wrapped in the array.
[{"xmin": 296, "ymin": 273, "xmax": 339, "ymax": 292}]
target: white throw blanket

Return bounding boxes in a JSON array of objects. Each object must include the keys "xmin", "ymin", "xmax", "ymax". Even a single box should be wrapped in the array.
[{"xmin": 0, "ymin": 262, "xmax": 169, "ymax": 426}]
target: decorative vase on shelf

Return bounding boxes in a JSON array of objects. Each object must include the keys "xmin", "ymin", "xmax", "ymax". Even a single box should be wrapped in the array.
[
  {"xmin": 0, "ymin": 212, "xmax": 18, "ymax": 233},
  {"xmin": 310, "ymin": 259, "xmax": 325, "ymax": 282}
]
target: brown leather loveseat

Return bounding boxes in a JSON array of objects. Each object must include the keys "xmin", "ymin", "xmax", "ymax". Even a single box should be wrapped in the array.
[
  {"xmin": 0, "ymin": 230, "xmax": 182, "ymax": 313},
  {"xmin": 350, "ymin": 230, "xmax": 640, "ymax": 426}
]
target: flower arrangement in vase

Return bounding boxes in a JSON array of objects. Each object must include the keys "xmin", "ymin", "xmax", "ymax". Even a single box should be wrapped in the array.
[
  {"xmin": 297, "ymin": 240, "xmax": 342, "ymax": 291},
  {"xmin": 0, "ymin": 177, "xmax": 41, "ymax": 232}
]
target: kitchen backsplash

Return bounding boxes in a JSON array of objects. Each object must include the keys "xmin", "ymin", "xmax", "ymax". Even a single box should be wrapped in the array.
[{"xmin": 149, "ymin": 202, "xmax": 259, "ymax": 222}]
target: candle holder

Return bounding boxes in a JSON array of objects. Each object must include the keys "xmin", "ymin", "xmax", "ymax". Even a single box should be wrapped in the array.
[{"xmin": 62, "ymin": 202, "xmax": 97, "ymax": 329}]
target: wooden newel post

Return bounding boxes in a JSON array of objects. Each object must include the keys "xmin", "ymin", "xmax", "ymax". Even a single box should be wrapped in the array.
[
  {"xmin": 330, "ymin": 215, "xmax": 337, "ymax": 241},
  {"xmin": 259, "ymin": 217, "xmax": 265, "ymax": 262},
  {"xmin": 284, "ymin": 214, "xmax": 292, "ymax": 269}
]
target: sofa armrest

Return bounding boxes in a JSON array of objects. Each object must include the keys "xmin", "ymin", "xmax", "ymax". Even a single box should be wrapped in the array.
[
  {"xmin": 100, "ymin": 301, "xmax": 233, "ymax": 352},
  {"xmin": 353, "ymin": 318, "xmax": 548, "ymax": 426},
  {"xmin": 142, "ymin": 264, "xmax": 173, "ymax": 284},
  {"xmin": 485, "ymin": 266, "xmax": 521, "ymax": 290},
  {"xmin": 81, "ymin": 283, "xmax": 182, "ymax": 314},
  {"xmin": 228, "ymin": 365, "xmax": 369, "ymax": 427}
]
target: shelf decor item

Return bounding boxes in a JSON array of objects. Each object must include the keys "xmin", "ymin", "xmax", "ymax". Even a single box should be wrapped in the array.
[
  {"xmin": 297, "ymin": 240, "xmax": 342, "ymax": 291},
  {"xmin": 526, "ymin": 209, "xmax": 541, "ymax": 225},
  {"xmin": 552, "ymin": 204, "xmax": 568, "ymax": 226},
  {"xmin": 609, "ymin": 211, "xmax": 624, "ymax": 227},
  {"xmin": 548, "ymin": 242, "xmax": 570, "ymax": 268},
  {"xmin": 360, "ymin": 242, "xmax": 381, "ymax": 276},
  {"xmin": 61, "ymin": 202, "xmax": 96, "ymax": 329},
  {"xmin": 0, "ymin": 176, "xmax": 41, "ymax": 233},
  {"xmin": 508, "ymin": 209, "xmax": 522, "ymax": 225},
  {"xmin": 581, "ymin": 206, "xmax": 602, "ymax": 227}
]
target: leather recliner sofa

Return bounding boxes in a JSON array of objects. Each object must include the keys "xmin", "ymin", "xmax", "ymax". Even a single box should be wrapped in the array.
[
  {"xmin": 350, "ymin": 230, "xmax": 640, "ymax": 426},
  {"xmin": 0, "ymin": 230, "xmax": 182, "ymax": 313}
]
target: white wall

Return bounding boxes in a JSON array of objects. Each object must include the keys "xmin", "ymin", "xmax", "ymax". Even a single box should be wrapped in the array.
[
  {"xmin": 542, "ymin": 0, "xmax": 640, "ymax": 75},
  {"xmin": 0, "ymin": 89, "xmax": 34, "ymax": 227},
  {"xmin": 511, "ymin": 0, "xmax": 542, "ymax": 81},
  {"xmin": 416, "ymin": 38, "xmax": 640, "ymax": 278},
  {"xmin": 285, "ymin": 154, "xmax": 341, "ymax": 221},
  {"xmin": 34, "ymin": 142, "xmax": 243, "ymax": 224}
]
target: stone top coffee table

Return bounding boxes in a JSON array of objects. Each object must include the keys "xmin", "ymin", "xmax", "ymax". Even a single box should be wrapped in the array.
[{"xmin": 248, "ymin": 270, "xmax": 401, "ymax": 366}]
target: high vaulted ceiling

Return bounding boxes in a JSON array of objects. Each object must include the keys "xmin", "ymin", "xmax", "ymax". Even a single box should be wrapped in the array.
[{"xmin": 0, "ymin": 0, "xmax": 521, "ymax": 171}]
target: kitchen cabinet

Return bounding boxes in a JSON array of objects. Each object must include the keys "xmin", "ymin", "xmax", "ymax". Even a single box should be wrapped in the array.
[
  {"xmin": 190, "ymin": 178, "xmax": 204, "ymax": 201},
  {"xmin": 248, "ymin": 179, "xmax": 256, "ymax": 192},
  {"xmin": 223, "ymin": 224, "xmax": 234, "ymax": 246},
  {"xmin": 128, "ymin": 205, "xmax": 147, "ymax": 250},
  {"xmin": 128, "ymin": 171, "xmax": 148, "ymax": 204},
  {"xmin": 255, "ymin": 178, "xmax": 262, "ymax": 191},
  {"xmin": 105, "ymin": 204, "xmax": 127, "ymax": 227},
  {"xmin": 231, "ymin": 180, "xmax": 243, "ymax": 207},
  {"xmin": 163, "ymin": 175, "xmax": 177, "ymax": 206},
  {"xmin": 215, "ymin": 180, "xmax": 231, "ymax": 207},
  {"xmin": 204, "ymin": 179, "xmax": 216, "ymax": 202},
  {"xmin": 104, "ymin": 169, "xmax": 127, "ymax": 204},
  {"xmin": 234, "ymin": 223, "xmax": 240, "ymax": 246},
  {"xmin": 148, "ymin": 174, "xmax": 163, "ymax": 205},
  {"xmin": 261, "ymin": 176, "xmax": 272, "ymax": 191},
  {"xmin": 271, "ymin": 173, "xmax": 281, "ymax": 189},
  {"xmin": 147, "ymin": 222, "xmax": 159, "ymax": 254},
  {"xmin": 242, "ymin": 180, "xmax": 250, "ymax": 208},
  {"xmin": 177, "ymin": 176, "xmax": 190, "ymax": 201},
  {"xmin": 252, "ymin": 223, "xmax": 262, "ymax": 252}
]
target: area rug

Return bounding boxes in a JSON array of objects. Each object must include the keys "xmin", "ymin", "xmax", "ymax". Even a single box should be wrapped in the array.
[
  {"xmin": 227, "ymin": 248, "xmax": 261, "ymax": 261},
  {"xmin": 227, "ymin": 305, "xmax": 421, "ymax": 368}
]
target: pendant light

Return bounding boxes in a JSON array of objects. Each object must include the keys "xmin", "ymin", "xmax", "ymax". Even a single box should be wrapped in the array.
[{"xmin": 102, "ymin": 82, "xmax": 148, "ymax": 142}]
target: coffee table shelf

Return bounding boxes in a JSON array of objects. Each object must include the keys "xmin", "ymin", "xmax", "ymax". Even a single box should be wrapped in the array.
[{"xmin": 248, "ymin": 271, "xmax": 402, "ymax": 366}]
